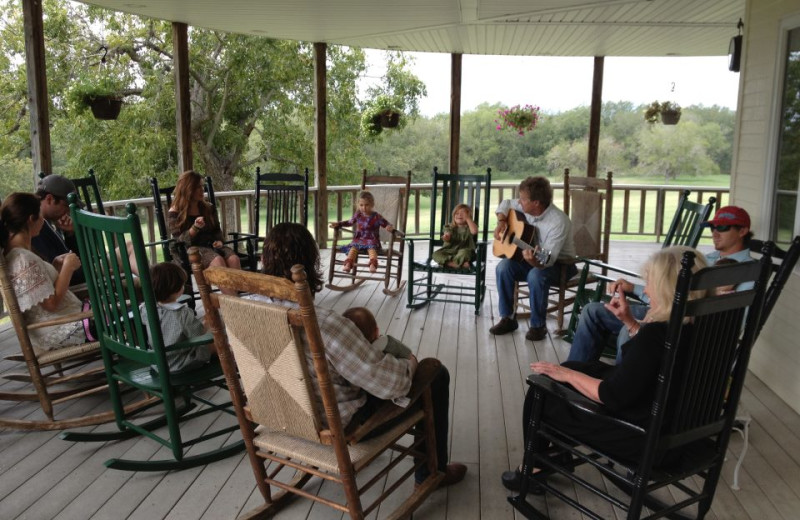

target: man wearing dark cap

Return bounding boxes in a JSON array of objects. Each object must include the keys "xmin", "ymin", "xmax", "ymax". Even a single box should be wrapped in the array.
[
  {"xmin": 565, "ymin": 205, "xmax": 753, "ymax": 365},
  {"xmin": 33, "ymin": 174, "xmax": 85, "ymax": 286}
]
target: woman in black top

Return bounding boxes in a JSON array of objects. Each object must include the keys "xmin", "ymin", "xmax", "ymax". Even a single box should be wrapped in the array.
[
  {"xmin": 504, "ymin": 246, "xmax": 711, "ymax": 489},
  {"xmin": 167, "ymin": 171, "xmax": 242, "ymax": 271}
]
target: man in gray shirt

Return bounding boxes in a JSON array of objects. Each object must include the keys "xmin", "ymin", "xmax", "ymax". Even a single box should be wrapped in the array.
[{"xmin": 490, "ymin": 176, "xmax": 576, "ymax": 341}]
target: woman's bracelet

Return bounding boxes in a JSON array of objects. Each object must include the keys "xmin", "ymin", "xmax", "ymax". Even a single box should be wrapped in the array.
[
  {"xmin": 191, "ymin": 224, "xmax": 200, "ymax": 232},
  {"xmin": 627, "ymin": 320, "xmax": 641, "ymax": 338}
]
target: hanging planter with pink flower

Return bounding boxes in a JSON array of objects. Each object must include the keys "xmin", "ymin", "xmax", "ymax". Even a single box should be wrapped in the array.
[{"xmin": 495, "ymin": 104, "xmax": 541, "ymax": 136}]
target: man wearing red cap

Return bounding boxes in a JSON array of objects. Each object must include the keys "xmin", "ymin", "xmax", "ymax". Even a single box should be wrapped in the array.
[{"xmin": 566, "ymin": 205, "xmax": 753, "ymax": 364}]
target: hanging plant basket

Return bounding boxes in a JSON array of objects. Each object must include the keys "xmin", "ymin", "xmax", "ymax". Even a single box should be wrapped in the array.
[
  {"xmin": 661, "ymin": 110, "xmax": 681, "ymax": 125},
  {"xmin": 88, "ymin": 96, "xmax": 123, "ymax": 120},
  {"xmin": 379, "ymin": 110, "xmax": 400, "ymax": 128}
]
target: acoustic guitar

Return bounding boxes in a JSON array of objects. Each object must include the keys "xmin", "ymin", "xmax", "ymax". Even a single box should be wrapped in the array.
[{"xmin": 492, "ymin": 209, "xmax": 552, "ymax": 264}]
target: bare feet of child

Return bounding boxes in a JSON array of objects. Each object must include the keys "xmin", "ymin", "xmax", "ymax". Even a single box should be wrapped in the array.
[
  {"xmin": 445, "ymin": 261, "xmax": 459, "ymax": 268},
  {"xmin": 369, "ymin": 258, "xmax": 378, "ymax": 273},
  {"xmin": 343, "ymin": 259, "xmax": 354, "ymax": 272},
  {"xmin": 462, "ymin": 261, "xmax": 471, "ymax": 269}
]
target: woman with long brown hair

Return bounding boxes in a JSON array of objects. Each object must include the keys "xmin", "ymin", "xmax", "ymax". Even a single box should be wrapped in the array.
[
  {"xmin": 0, "ymin": 193, "xmax": 87, "ymax": 352},
  {"xmin": 167, "ymin": 171, "xmax": 241, "ymax": 280}
]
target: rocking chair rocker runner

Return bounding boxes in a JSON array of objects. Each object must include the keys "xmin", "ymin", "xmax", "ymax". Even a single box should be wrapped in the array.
[
  {"xmin": 510, "ymin": 247, "xmax": 773, "ymax": 520},
  {"xmin": 60, "ymin": 196, "xmax": 244, "ymax": 471},
  {"xmin": 194, "ymin": 260, "xmax": 444, "ymax": 519},
  {"xmin": 406, "ymin": 167, "xmax": 492, "ymax": 315},
  {"xmin": 327, "ymin": 170, "xmax": 411, "ymax": 296}
]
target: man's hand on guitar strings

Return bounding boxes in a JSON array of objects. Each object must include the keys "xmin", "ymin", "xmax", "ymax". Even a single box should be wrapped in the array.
[{"xmin": 493, "ymin": 220, "xmax": 507, "ymax": 241}]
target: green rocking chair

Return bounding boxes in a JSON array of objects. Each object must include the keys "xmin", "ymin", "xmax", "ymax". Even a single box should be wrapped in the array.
[
  {"xmin": 406, "ymin": 167, "xmax": 492, "ymax": 315},
  {"xmin": 562, "ymin": 189, "xmax": 717, "ymax": 345},
  {"xmin": 60, "ymin": 196, "xmax": 244, "ymax": 471}
]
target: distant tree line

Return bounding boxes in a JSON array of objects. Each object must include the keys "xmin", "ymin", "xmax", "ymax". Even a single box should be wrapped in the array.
[{"xmin": 363, "ymin": 101, "xmax": 736, "ymax": 184}]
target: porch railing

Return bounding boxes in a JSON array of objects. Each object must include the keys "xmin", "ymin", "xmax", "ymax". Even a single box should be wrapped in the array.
[{"xmin": 0, "ymin": 182, "xmax": 728, "ymax": 320}]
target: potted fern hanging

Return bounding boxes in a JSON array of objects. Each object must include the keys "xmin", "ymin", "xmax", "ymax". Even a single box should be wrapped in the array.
[
  {"xmin": 644, "ymin": 100, "xmax": 682, "ymax": 125},
  {"xmin": 361, "ymin": 95, "xmax": 405, "ymax": 137}
]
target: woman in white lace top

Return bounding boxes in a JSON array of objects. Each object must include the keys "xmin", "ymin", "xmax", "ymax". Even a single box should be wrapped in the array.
[{"xmin": 1, "ymin": 193, "xmax": 86, "ymax": 353}]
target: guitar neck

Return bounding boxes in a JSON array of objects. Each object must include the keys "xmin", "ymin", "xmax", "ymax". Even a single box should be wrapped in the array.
[{"xmin": 512, "ymin": 238, "xmax": 535, "ymax": 251}]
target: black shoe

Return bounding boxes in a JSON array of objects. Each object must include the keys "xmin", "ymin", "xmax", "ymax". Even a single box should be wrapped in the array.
[
  {"xmin": 501, "ymin": 468, "xmax": 545, "ymax": 494},
  {"xmin": 490, "ymin": 317, "xmax": 518, "ymax": 335},
  {"xmin": 526, "ymin": 325, "xmax": 548, "ymax": 341}
]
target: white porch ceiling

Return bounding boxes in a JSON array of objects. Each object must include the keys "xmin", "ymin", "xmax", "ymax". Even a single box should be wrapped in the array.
[{"xmin": 81, "ymin": 0, "xmax": 744, "ymax": 57}]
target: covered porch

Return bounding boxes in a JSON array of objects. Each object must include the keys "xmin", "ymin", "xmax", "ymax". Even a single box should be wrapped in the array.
[{"xmin": 1, "ymin": 242, "xmax": 799, "ymax": 519}]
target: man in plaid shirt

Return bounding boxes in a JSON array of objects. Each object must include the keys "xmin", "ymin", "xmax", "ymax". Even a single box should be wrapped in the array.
[{"xmin": 258, "ymin": 223, "xmax": 467, "ymax": 489}]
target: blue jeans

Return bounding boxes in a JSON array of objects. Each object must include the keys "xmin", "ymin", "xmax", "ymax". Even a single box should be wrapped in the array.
[
  {"xmin": 567, "ymin": 301, "xmax": 649, "ymax": 363},
  {"xmin": 496, "ymin": 259, "xmax": 577, "ymax": 328}
]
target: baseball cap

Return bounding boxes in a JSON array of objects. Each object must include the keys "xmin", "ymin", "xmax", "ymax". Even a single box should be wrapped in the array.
[
  {"xmin": 36, "ymin": 174, "xmax": 85, "ymax": 207},
  {"xmin": 37, "ymin": 174, "xmax": 77, "ymax": 200},
  {"xmin": 702, "ymin": 206, "xmax": 751, "ymax": 228}
]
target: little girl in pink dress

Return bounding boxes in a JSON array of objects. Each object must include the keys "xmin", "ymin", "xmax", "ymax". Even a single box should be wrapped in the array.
[{"xmin": 330, "ymin": 190, "xmax": 394, "ymax": 273}]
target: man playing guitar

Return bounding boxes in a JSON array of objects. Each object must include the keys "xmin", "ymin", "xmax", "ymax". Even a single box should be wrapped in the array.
[{"xmin": 490, "ymin": 176, "xmax": 576, "ymax": 341}]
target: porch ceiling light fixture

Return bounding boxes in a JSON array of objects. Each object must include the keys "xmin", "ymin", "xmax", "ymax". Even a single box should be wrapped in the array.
[{"xmin": 729, "ymin": 18, "xmax": 743, "ymax": 72}]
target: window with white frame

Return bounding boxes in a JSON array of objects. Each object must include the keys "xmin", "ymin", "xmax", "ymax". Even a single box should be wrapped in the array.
[{"xmin": 773, "ymin": 26, "xmax": 800, "ymax": 246}]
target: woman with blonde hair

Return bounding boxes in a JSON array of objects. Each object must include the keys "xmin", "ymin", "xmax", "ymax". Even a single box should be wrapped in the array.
[
  {"xmin": 167, "ymin": 171, "xmax": 241, "ymax": 281},
  {"xmin": 502, "ymin": 246, "xmax": 711, "ymax": 491}
]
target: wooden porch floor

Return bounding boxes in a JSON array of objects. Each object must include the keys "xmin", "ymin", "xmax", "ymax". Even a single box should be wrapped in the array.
[{"xmin": 2, "ymin": 241, "xmax": 800, "ymax": 519}]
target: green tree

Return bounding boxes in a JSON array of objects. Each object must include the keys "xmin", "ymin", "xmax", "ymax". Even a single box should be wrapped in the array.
[
  {"xmin": 636, "ymin": 121, "xmax": 720, "ymax": 180},
  {"xmin": 0, "ymin": 1, "xmax": 425, "ymax": 198}
]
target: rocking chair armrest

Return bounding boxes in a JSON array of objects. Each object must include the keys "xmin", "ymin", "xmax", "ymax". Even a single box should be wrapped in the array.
[
  {"xmin": 143, "ymin": 237, "xmax": 174, "ymax": 251},
  {"xmin": 27, "ymin": 310, "xmax": 95, "ymax": 330},
  {"xmin": 226, "ymin": 231, "xmax": 256, "ymax": 241},
  {"xmin": 223, "ymin": 232, "xmax": 256, "ymax": 249},
  {"xmin": 163, "ymin": 332, "xmax": 214, "ymax": 353},
  {"xmin": 581, "ymin": 258, "xmax": 641, "ymax": 280},
  {"xmin": 346, "ymin": 358, "xmax": 441, "ymax": 444},
  {"xmin": 391, "ymin": 229, "xmax": 405, "ymax": 239},
  {"xmin": 69, "ymin": 283, "xmax": 90, "ymax": 301},
  {"xmin": 527, "ymin": 373, "xmax": 645, "ymax": 434}
]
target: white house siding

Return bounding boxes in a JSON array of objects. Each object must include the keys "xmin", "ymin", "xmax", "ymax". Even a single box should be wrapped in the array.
[{"xmin": 734, "ymin": 0, "xmax": 800, "ymax": 414}]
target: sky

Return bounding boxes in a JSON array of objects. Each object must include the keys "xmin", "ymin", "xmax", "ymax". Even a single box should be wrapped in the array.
[{"xmin": 364, "ymin": 50, "xmax": 740, "ymax": 117}]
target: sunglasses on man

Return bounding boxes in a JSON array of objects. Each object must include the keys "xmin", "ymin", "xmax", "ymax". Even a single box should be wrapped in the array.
[{"xmin": 708, "ymin": 224, "xmax": 736, "ymax": 232}]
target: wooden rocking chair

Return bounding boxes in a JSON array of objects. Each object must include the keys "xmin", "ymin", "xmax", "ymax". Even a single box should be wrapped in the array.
[
  {"xmin": 515, "ymin": 169, "xmax": 613, "ymax": 333},
  {"xmin": 327, "ymin": 170, "xmax": 410, "ymax": 296},
  {"xmin": 194, "ymin": 259, "xmax": 444, "ymax": 519},
  {"xmin": 0, "ymin": 247, "xmax": 154, "ymax": 430}
]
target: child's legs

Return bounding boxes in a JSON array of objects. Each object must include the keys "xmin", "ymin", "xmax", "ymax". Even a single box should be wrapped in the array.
[
  {"xmin": 452, "ymin": 248, "xmax": 474, "ymax": 265},
  {"xmin": 367, "ymin": 249, "xmax": 378, "ymax": 271},
  {"xmin": 432, "ymin": 249, "xmax": 450, "ymax": 265},
  {"xmin": 347, "ymin": 248, "xmax": 359, "ymax": 262}
]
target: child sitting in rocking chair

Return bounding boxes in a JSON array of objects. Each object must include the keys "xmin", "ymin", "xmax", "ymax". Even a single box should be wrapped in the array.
[
  {"xmin": 330, "ymin": 190, "xmax": 395, "ymax": 274},
  {"xmin": 432, "ymin": 203, "xmax": 478, "ymax": 269},
  {"xmin": 140, "ymin": 262, "xmax": 216, "ymax": 373}
]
